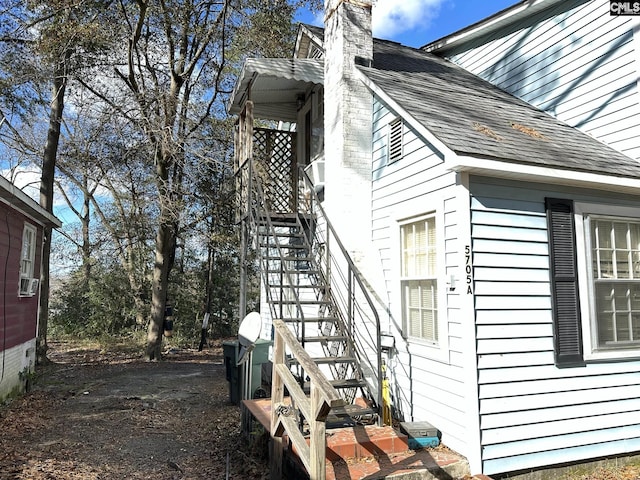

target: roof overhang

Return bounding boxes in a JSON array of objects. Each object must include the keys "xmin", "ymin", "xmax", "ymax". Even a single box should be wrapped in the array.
[
  {"xmin": 0, "ymin": 175, "xmax": 62, "ymax": 228},
  {"xmin": 228, "ymin": 58, "xmax": 323, "ymax": 122},
  {"xmin": 450, "ymin": 155, "xmax": 640, "ymax": 196},
  {"xmin": 423, "ymin": 0, "xmax": 571, "ymax": 54}
]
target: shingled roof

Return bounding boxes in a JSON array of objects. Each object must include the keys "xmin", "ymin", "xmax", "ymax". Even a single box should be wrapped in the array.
[{"xmin": 361, "ymin": 38, "xmax": 640, "ymax": 179}]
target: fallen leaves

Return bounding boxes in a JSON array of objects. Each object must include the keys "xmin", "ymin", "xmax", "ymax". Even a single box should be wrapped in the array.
[{"xmin": 0, "ymin": 339, "xmax": 268, "ymax": 480}]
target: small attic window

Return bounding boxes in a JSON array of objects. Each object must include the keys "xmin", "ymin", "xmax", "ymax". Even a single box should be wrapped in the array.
[{"xmin": 388, "ymin": 118, "xmax": 404, "ymax": 164}]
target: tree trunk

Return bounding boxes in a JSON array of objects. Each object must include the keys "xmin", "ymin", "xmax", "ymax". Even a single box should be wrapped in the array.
[
  {"xmin": 145, "ymin": 205, "xmax": 176, "ymax": 360},
  {"xmin": 37, "ymin": 58, "xmax": 67, "ymax": 365}
]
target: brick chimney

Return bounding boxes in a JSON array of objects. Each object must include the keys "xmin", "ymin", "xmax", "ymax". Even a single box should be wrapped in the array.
[{"xmin": 323, "ymin": 0, "xmax": 373, "ymax": 260}]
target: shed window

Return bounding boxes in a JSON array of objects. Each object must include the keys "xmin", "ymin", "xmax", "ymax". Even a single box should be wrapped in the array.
[
  {"xmin": 19, "ymin": 223, "xmax": 37, "ymax": 297},
  {"xmin": 388, "ymin": 118, "xmax": 404, "ymax": 164},
  {"xmin": 401, "ymin": 215, "xmax": 438, "ymax": 343}
]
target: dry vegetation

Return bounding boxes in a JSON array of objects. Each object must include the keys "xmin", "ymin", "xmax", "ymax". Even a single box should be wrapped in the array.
[
  {"xmin": 0, "ymin": 339, "xmax": 268, "ymax": 479},
  {"xmin": 2, "ymin": 339, "xmax": 640, "ymax": 480}
]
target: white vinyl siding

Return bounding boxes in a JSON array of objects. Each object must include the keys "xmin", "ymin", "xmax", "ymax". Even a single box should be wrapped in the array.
[
  {"xmin": 371, "ymin": 95, "xmax": 469, "ymax": 456},
  {"xmin": 471, "ymin": 177, "xmax": 640, "ymax": 475},
  {"xmin": 445, "ymin": 0, "xmax": 640, "ymax": 161},
  {"xmin": 0, "ymin": 340, "xmax": 36, "ymax": 402}
]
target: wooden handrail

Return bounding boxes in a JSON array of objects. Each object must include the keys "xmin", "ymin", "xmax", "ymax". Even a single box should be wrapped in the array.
[{"xmin": 270, "ymin": 319, "xmax": 345, "ymax": 480}]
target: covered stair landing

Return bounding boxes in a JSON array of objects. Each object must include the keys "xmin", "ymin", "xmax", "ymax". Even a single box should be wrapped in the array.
[{"xmin": 244, "ymin": 397, "xmax": 479, "ymax": 480}]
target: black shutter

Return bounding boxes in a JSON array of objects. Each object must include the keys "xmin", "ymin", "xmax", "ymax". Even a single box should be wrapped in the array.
[{"xmin": 546, "ymin": 198, "xmax": 585, "ymax": 367}]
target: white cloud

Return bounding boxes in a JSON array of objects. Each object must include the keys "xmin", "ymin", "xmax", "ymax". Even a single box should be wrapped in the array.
[
  {"xmin": 372, "ymin": 0, "xmax": 445, "ymax": 40},
  {"xmin": 1, "ymin": 167, "xmax": 41, "ymax": 202}
]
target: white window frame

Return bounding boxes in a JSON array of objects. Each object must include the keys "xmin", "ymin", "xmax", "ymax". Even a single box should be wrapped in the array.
[
  {"xmin": 400, "ymin": 214, "xmax": 438, "ymax": 343},
  {"xmin": 19, "ymin": 223, "xmax": 37, "ymax": 297},
  {"xmin": 392, "ymin": 200, "xmax": 449, "ymax": 363},
  {"xmin": 576, "ymin": 202, "xmax": 640, "ymax": 361}
]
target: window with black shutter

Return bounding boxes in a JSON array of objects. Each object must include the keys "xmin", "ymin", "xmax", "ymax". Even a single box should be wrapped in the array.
[{"xmin": 546, "ymin": 198, "xmax": 585, "ymax": 367}]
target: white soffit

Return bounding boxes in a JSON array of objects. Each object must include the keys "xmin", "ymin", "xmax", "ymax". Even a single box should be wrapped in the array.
[
  {"xmin": 450, "ymin": 155, "xmax": 640, "ymax": 196},
  {"xmin": 423, "ymin": 0, "xmax": 567, "ymax": 54},
  {"xmin": 228, "ymin": 58, "xmax": 323, "ymax": 122}
]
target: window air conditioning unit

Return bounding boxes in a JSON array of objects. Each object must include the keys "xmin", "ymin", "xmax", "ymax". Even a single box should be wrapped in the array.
[
  {"xmin": 19, "ymin": 277, "xmax": 39, "ymax": 297},
  {"xmin": 29, "ymin": 278, "xmax": 40, "ymax": 295}
]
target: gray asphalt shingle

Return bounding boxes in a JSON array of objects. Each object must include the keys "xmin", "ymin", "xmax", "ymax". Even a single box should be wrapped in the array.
[{"xmin": 362, "ymin": 39, "xmax": 640, "ymax": 179}]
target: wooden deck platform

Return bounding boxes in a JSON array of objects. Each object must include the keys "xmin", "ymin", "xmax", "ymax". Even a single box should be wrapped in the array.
[{"xmin": 242, "ymin": 398, "xmax": 489, "ymax": 479}]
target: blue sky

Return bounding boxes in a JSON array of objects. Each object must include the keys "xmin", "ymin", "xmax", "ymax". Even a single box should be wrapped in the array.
[{"xmin": 297, "ymin": 0, "xmax": 517, "ymax": 48}]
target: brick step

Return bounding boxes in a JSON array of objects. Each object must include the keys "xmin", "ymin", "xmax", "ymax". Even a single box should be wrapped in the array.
[
  {"xmin": 324, "ymin": 446, "xmax": 473, "ymax": 480},
  {"xmin": 242, "ymin": 398, "xmax": 475, "ymax": 480},
  {"xmin": 325, "ymin": 425, "xmax": 409, "ymax": 461},
  {"xmin": 292, "ymin": 425, "xmax": 473, "ymax": 480}
]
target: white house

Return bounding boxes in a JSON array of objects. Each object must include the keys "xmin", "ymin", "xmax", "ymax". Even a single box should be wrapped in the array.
[{"xmin": 231, "ymin": 0, "xmax": 640, "ymax": 476}]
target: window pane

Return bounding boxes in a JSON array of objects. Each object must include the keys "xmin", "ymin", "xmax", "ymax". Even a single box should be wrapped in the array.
[
  {"xmin": 409, "ymin": 307, "xmax": 420, "ymax": 338},
  {"xmin": 633, "ymin": 314, "xmax": 640, "ymax": 342},
  {"xmin": 614, "ymin": 222, "xmax": 628, "ymax": 249},
  {"xmin": 415, "ymin": 221, "xmax": 426, "ymax": 275},
  {"xmin": 631, "ymin": 223, "xmax": 640, "ymax": 250},
  {"xmin": 422, "ymin": 309, "xmax": 435, "ymax": 341},
  {"xmin": 427, "ymin": 217, "xmax": 436, "ymax": 276},
  {"xmin": 613, "ymin": 285, "xmax": 630, "ymax": 310},
  {"xmin": 596, "ymin": 221, "xmax": 612, "ymax": 249},
  {"xmin": 402, "ymin": 278, "xmax": 438, "ymax": 342},
  {"xmin": 595, "ymin": 281, "xmax": 640, "ymax": 349},
  {"xmin": 616, "ymin": 250, "xmax": 631, "ymax": 279},
  {"xmin": 631, "ymin": 283, "xmax": 640, "ymax": 310},
  {"xmin": 598, "ymin": 250, "xmax": 613, "ymax": 278}
]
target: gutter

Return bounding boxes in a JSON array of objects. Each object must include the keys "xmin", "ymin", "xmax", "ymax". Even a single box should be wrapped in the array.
[{"xmin": 422, "ymin": 0, "xmax": 568, "ymax": 53}]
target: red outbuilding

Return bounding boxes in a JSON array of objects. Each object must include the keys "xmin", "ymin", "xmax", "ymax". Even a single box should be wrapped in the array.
[{"xmin": 0, "ymin": 175, "xmax": 60, "ymax": 400}]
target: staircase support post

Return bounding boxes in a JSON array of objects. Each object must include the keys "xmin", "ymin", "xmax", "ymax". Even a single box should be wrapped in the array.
[
  {"xmin": 270, "ymin": 327, "xmax": 285, "ymax": 479},
  {"xmin": 310, "ymin": 384, "xmax": 327, "ymax": 480}
]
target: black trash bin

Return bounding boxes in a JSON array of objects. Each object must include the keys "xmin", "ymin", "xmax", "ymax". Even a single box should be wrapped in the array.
[{"xmin": 223, "ymin": 341, "xmax": 240, "ymax": 405}]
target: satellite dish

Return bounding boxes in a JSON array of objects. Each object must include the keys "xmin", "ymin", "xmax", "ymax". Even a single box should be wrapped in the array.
[{"xmin": 237, "ymin": 312, "xmax": 262, "ymax": 365}]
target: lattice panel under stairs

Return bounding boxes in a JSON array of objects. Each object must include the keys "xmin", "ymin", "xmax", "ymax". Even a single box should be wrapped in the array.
[{"xmin": 253, "ymin": 128, "xmax": 297, "ymax": 214}]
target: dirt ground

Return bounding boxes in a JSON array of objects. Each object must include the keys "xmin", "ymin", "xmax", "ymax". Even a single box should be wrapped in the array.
[
  {"xmin": 3, "ymin": 340, "xmax": 640, "ymax": 480},
  {"xmin": 0, "ymin": 339, "xmax": 269, "ymax": 480}
]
